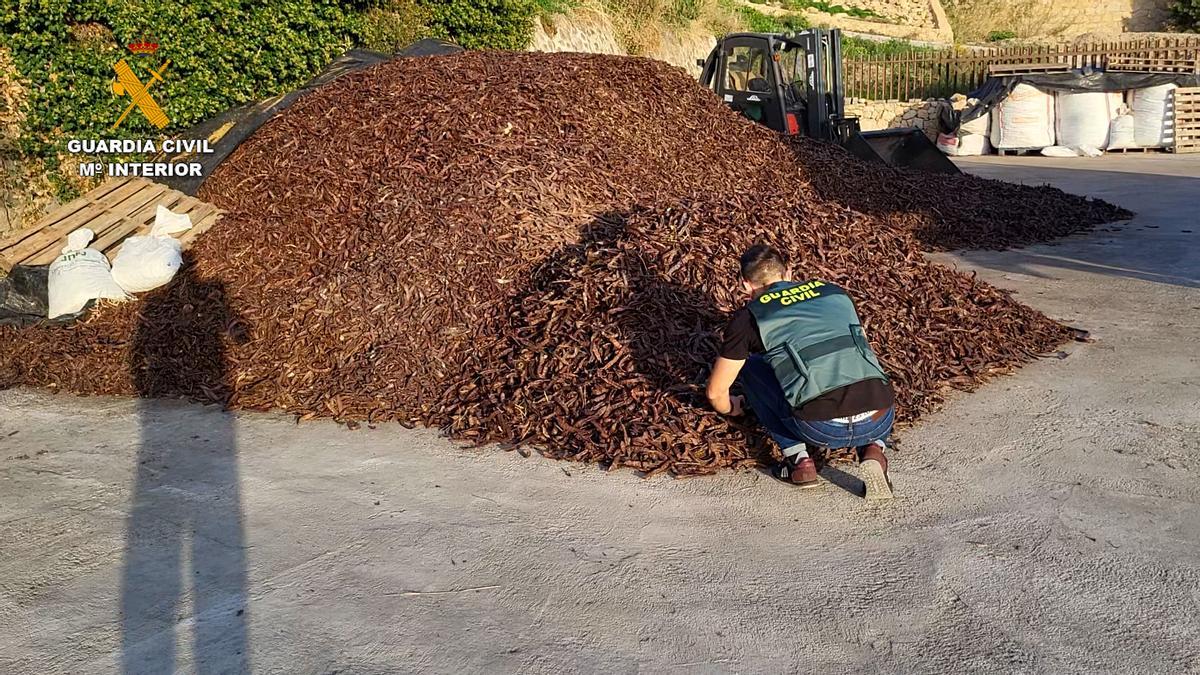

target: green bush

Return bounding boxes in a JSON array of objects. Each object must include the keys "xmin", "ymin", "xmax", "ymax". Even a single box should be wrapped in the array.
[
  {"xmin": 668, "ymin": 0, "xmax": 705, "ymax": 24},
  {"xmin": 358, "ymin": 0, "xmax": 437, "ymax": 53},
  {"xmin": 841, "ymin": 36, "xmax": 939, "ymax": 58},
  {"xmin": 533, "ymin": 0, "xmax": 580, "ymax": 16},
  {"xmin": 1170, "ymin": 0, "xmax": 1200, "ymax": 31},
  {"xmin": 424, "ymin": 0, "xmax": 536, "ymax": 50},
  {"xmin": 986, "ymin": 29, "xmax": 1018, "ymax": 41},
  {"xmin": 721, "ymin": 1, "xmax": 810, "ymax": 32},
  {"xmin": 781, "ymin": 0, "xmax": 882, "ymax": 19},
  {"xmin": 2, "ymin": 0, "xmax": 361, "ymax": 158}
]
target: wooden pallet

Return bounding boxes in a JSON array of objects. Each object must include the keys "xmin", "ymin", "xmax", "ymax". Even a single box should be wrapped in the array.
[
  {"xmin": 1108, "ymin": 53, "xmax": 1200, "ymax": 74},
  {"xmin": 1174, "ymin": 87, "xmax": 1200, "ymax": 154},
  {"xmin": 996, "ymin": 147, "xmax": 1043, "ymax": 156},
  {"xmin": 1106, "ymin": 146, "xmax": 1168, "ymax": 153},
  {"xmin": 988, "ymin": 62, "xmax": 1073, "ymax": 76},
  {"xmin": 0, "ymin": 178, "xmax": 222, "ymax": 269}
]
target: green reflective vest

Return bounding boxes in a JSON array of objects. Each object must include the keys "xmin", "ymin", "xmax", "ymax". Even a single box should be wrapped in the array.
[{"xmin": 747, "ymin": 279, "xmax": 888, "ymax": 409}]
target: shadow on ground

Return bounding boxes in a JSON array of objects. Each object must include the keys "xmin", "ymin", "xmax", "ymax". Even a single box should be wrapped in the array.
[{"xmin": 121, "ymin": 265, "xmax": 251, "ymax": 672}]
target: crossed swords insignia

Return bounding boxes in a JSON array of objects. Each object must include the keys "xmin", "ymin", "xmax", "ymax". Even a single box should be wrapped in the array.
[{"xmin": 111, "ymin": 58, "xmax": 171, "ymax": 129}]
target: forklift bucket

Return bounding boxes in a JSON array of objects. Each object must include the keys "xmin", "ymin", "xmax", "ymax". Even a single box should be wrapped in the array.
[{"xmin": 842, "ymin": 127, "xmax": 961, "ymax": 174}]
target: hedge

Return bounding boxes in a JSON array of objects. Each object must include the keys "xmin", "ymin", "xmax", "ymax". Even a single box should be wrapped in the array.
[
  {"xmin": 1, "ymin": 1, "xmax": 367, "ymax": 158},
  {"xmin": 0, "ymin": 0, "xmax": 539, "ymax": 164}
]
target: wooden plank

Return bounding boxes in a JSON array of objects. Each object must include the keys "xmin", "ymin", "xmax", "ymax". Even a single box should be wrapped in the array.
[
  {"xmin": 88, "ymin": 185, "xmax": 182, "ymax": 243},
  {"xmin": 20, "ymin": 182, "xmax": 170, "ymax": 265},
  {"xmin": 93, "ymin": 191, "xmax": 188, "ymax": 261},
  {"xmin": 0, "ymin": 178, "xmax": 153, "ymax": 264},
  {"xmin": 0, "ymin": 179, "xmax": 130, "ymax": 252},
  {"xmin": 177, "ymin": 210, "xmax": 223, "ymax": 248}
]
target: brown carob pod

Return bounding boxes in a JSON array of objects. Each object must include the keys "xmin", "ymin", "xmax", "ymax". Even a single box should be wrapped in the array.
[{"xmin": 0, "ymin": 52, "xmax": 1127, "ymax": 476}]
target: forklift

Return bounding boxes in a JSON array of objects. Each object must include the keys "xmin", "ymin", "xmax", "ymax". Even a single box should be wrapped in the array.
[{"xmin": 698, "ymin": 29, "xmax": 960, "ymax": 174}]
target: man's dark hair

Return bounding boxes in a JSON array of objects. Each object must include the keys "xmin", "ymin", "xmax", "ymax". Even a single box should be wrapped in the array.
[{"xmin": 739, "ymin": 244, "xmax": 787, "ymax": 286}]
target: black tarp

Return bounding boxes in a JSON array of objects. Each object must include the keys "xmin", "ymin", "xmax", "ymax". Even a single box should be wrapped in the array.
[
  {"xmin": 961, "ymin": 70, "xmax": 1200, "ymax": 125},
  {"xmin": 0, "ymin": 264, "xmax": 97, "ymax": 326},
  {"xmin": 0, "ymin": 265, "xmax": 49, "ymax": 326},
  {"xmin": 159, "ymin": 39, "xmax": 464, "ymax": 194},
  {"xmin": 0, "ymin": 264, "xmax": 48, "ymax": 324}
]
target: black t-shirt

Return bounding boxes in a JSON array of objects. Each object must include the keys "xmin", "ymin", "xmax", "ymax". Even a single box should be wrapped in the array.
[{"xmin": 719, "ymin": 307, "xmax": 894, "ymax": 421}]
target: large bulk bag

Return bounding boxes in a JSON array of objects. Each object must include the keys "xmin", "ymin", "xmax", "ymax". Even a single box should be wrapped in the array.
[
  {"xmin": 1108, "ymin": 111, "xmax": 1137, "ymax": 150},
  {"xmin": 1055, "ymin": 91, "xmax": 1121, "ymax": 149},
  {"xmin": 990, "ymin": 84, "xmax": 1055, "ymax": 149},
  {"xmin": 1130, "ymin": 84, "xmax": 1176, "ymax": 148},
  {"xmin": 957, "ymin": 133, "xmax": 991, "ymax": 156}
]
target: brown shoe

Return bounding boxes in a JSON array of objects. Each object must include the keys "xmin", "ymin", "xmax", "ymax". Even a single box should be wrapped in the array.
[
  {"xmin": 771, "ymin": 456, "xmax": 819, "ymax": 488},
  {"xmin": 857, "ymin": 442, "xmax": 893, "ymax": 501}
]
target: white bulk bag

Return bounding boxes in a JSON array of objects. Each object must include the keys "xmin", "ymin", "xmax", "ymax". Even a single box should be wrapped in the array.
[
  {"xmin": 47, "ymin": 228, "xmax": 129, "ymax": 319},
  {"xmin": 1055, "ymin": 91, "xmax": 1121, "ymax": 149},
  {"xmin": 990, "ymin": 84, "xmax": 1055, "ymax": 149},
  {"xmin": 960, "ymin": 104, "xmax": 990, "ymax": 137},
  {"xmin": 1108, "ymin": 112, "xmax": 1137, "ymax": 150},
  {"xmin": 957, "ymin": 133, "xmax": 991, "ymax": 156},
  {"xmin": 111, "ymin": 205, "xmax": 192, "ymax": 293},
  {"xmin": 1130, "ymin": 84, "xmax": 1176, "ymax": 148}
]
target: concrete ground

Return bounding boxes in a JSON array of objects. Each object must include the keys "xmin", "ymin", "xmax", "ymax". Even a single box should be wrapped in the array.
[{"xmin": 2, "ymin": 154, "xmax": 1198, "ymax": 674}]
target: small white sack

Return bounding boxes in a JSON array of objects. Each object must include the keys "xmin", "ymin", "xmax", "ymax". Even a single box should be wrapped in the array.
[
  {"xmin": 47, "ymin": 228, "xmax": 129, "ymax": 319},
  {"xmin": 1108, "ymin": 112, "xmax": 1137, "ymax": 150},
  {"xmin": 111, "ymin": 205, "xmax": 192, "ymax": 293},
  {"xmin": 936, "ymin": 132, "xmax": 959, "ymax": 155},
  {"xmin": 1041, "ymin": 145, "xmax": 1081, "ymax": 157}
]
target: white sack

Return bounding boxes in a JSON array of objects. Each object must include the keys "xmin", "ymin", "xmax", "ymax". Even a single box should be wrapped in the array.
[
  {"xmin": 937, "ymin": 131, "xmax": 990, "ymax": 156},
  {"xmin": 1041, "ymin": 145, "xmax": 1081, "ymax": 157},
  {"xmin": 990, "ymin": 84, "xmax": 1055, "ymax": 149},
  {"xmin": 1055, "ymin": 91, "xmax": 1121, "ymax": 149},
  {"xmin": 1108, "ymin": 113, "xmax": 1137, "ymax": 150},
  {"xmin": 111, "ymin": 205, "xmax": 192, "ymax": 293},
  {"xmin": 960, "ymin": 101, "xmax": 990, "ymax": 136},
  {"xmin": 956, "ymin": 133, "xmax": 991, "ymax": 156},
  {"xmin": 1130, "ymin": 84, "xmax": 1176, "ymax": 148},
  {"xmin": 936, "ymin": 132, "xmax": 959, "ymax": 155},
  {"xmin": 47, "ymin": 228, "xmax": 129, "ymax": 319}
]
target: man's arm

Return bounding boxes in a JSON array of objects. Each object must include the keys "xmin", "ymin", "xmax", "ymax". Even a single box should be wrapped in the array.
[{"xmin": 706, "ymin": 356, "xmax": 746, "ymax": 415}]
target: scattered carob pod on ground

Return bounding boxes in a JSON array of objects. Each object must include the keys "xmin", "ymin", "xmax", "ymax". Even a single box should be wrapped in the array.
[{"xmin": 0, "ymin": 52, "xmax": 1126, "ymax": 475}]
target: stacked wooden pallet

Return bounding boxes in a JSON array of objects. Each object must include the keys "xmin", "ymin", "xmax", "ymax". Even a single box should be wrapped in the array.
[
  {"xmin": 1175, "ymin": 87, "xmax": 1200, "ymax": 154},
  {"xmin": 0, "ymin": 178, "xmax": 222, "ymax": 270},
  {"xmin": 1108, "ymin": 52, "xmax": 1200, "ymax": 74},
  {"xmin": 988, "ymin": 63, "xmax": 1073, "ymax": 76}
]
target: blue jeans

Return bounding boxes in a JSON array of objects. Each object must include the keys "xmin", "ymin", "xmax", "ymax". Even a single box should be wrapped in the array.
[{"xmin": 738, "ymin": 354, "xmax": 894, "ymax": 458}]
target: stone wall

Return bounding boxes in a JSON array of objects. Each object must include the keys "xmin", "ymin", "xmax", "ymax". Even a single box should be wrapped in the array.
[
  {"xmin": 734, "ymin": 0, "xmax": 953, "ymax": 43},
  {"xmin": 1047, "ymin": 0, "xmax": 1171, "ymax": 35},
  {"xmin": 945, "ymin": 0, "xmax": 1172, "ymax": 38},
  {"xmin": 844, "ymin": 98, "xmax": 948, "ymax": 140},
  {"xmin": 530, "ymin": 8, "xmax": 716, "ymax": 77}
]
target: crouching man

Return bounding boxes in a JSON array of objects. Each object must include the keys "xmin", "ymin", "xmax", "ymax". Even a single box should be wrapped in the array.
[{"xmin": 705, "ymin": 244, "xmax": 896, "ymax": 500}]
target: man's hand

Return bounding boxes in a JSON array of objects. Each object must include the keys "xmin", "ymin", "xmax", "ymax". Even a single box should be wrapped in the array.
[
  {"xmin": 727, "ymin": 394, "xmax": 745, "ymax": 417},
  {"xmin": 707, "ymin": 356, "xmax": 746, "ymax": 415}
]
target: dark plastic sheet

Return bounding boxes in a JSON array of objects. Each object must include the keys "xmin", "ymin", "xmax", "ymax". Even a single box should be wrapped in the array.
[{"xmin": 961, "ymin": 70, "xmax": 1200, "ymax": 124}]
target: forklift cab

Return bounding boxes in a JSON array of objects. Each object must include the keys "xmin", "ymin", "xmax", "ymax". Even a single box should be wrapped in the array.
[{"xmin": 698, "ymin": 30, "xmax": 858, "ymax": 142}]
